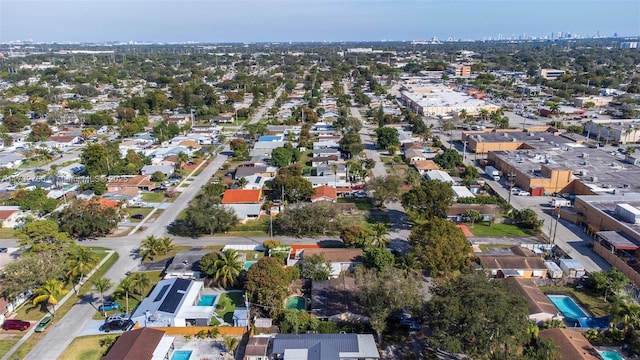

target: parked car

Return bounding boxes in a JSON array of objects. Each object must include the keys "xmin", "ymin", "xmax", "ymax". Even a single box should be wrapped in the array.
[
  {"xmin": 2, "ymin": 319, "xmax": 30, "ymax": 331},
  {"xmin": 0, "ymin": 248, "xmax": 7, "ymax": 253},
  {"xmin": 105, "ymin": 313, "xmax": 127, "ymax": 322},
  {"xmin": 131, "ymin": 214, "xmax": 144, "ymax": 220},
  {"xmin": 34, "ymin": 317, "xmax": 53, "ymax": 332},
  {"xmin": 517, "ymin": 191, "xmax": 531, "ymax": 196},
  {"xmin": 98, "ymin": 301, "xmax": 121, "ymax": 312},
  {"xmin": 100, "ymin": 319, "xmax": 133, "ymax": 333}
]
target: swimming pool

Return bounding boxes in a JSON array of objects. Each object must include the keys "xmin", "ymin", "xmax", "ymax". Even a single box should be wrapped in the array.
[
  {"xmin": 171, "ymin": 350, "xmax": 193, "ymax": 360},
  {"xmin": 599, "ymin": 351, "xmax": 624, "ymax": 360},
  {"xmin": 285, "ymin": 296, "xmax": 306, "ymax": 310},
  {"xmin": 547, "ymin": 295, "xmax": 589, "ymax": 320},
  {"xmin": 197, "ymin": 295, "xmax": 216, "ymax": 306},
  {"xmin": 244, "ymin": 261, "xmax": 256, "ymax": 270}
]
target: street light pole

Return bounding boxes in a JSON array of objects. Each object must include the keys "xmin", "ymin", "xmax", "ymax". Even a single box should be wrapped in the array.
[
  {"xmin": 552, "ymin": 214, "xmax": 560, "ymax": 245},
  {"xmin": 507, "ymin": 172, "xmax": 516, "ymax": 205}
]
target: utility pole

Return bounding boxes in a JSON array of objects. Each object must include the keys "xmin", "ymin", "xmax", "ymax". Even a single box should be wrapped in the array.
[
  {"xmin": 552, "ymin": 214, "xmax": 560, "ymax": 245},
  {"xmin": 507, "ymin": 172, "xmax": 516, "ymax": 205}
]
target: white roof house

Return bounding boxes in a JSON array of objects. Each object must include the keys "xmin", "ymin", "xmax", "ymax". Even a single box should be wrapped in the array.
[
  {"xmin": 131, "ymin": 278, "xmax": 215, "ymax": 327},
  {"xmin": 426, "ymin": 170, "xmax": 454, "ymax": 183},
  {"xmin": 452, "ymin": 186, "xmax": 475, "ymax": 199}
]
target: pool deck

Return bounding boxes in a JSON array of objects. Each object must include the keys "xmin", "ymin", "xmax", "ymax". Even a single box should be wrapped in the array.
[
  {"xmin": 172, "ymin": 338, "xmax": 224, "ymax": 359},
  {"xmin": 597, "ymin": 347, "xmax": 627, "ymax": 360}
]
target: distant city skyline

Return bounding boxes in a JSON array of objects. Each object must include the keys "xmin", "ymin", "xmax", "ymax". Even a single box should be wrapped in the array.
[{"xmin": 1, "ymin": 0, "xmax": 639, "ymax": 43}]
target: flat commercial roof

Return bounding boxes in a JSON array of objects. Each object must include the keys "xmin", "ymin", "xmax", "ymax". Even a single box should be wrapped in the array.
[{"xmin": 597, "ymin": 231, "xmax": 640, "ymax": 251}]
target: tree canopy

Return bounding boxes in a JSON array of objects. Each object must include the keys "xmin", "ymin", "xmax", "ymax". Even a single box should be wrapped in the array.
[
  {"xmin": 408, "ymin": 218, "xmax": 471, "ymax": 275},
  {"xmin": 245, "ymin": 256, "xmax": 291, "ymax": 318},
  {"xmin": 375, "ymin": 127, "xmax": 400, "ymax": 150},
  {"xmin": 54, "ymin": 199, "xmax": 119, "ymax": 238},
  {"xmin": 184, "ymin": 194, "xmax": 238, "ymax": 235},
  {"xmin": 274, "ymin": 202, "xmax": 340, "ymax": 235},
  {"xmin": 365, "ymin": 175, "xmax": 402, "ymax": 207},
  {"xmin": 298, "ymin": 254, "xmax": 332, "ymax": 281},
  {"xmin": 401, "ymin": 179, "xmax": 454, "ymax": 219},
  {"xmin": 338, "ymin": 132, "xmax": 364, "ymax": 159},
  {"xmin": 16, "ymin": 220, "xmax": 71, "ymax": 253}
]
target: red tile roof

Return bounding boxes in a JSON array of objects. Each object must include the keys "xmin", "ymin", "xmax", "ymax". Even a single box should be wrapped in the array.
[
  {"xmin": 0, "ymin": 210, "xmax": 19, "ymax": 221},
  {"xmin": 85, "ymin": 198, "xmax": 120, "ymax": 209},
  {"xmin": 311, "ymin": 185, "xmax": 337, "ymax": 201},
  {"xmin": 102, "ymin": 328, "xmax": 165, "ymax": 360},
  {"xmin": 221, "ymin": 189, "xmax": 262, "ymax": 204}
]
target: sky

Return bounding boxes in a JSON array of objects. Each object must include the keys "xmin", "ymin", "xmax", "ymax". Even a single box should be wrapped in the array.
[{"xmin": 1, "ymin": 0, "xmax": 639, "ymax": 43}]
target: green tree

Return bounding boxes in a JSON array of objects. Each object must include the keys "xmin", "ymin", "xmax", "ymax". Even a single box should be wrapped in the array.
[
  {"xmin": 368, "ymin": 223, "xmax": 390, "ymax": 248},
  {"xmin": 80, "ymin": 143, "xmax": 110, "ymax": 176},
  {"xmin": 585, "ymin": 269, "xmax": 628, "ymax": 302},
  {"xmin": 408, "ymin": 219, "xmax": 471, "ymax": 275},
  {"xmin": 464, "ymin": 209, "xmax": 483, "ymax": 226},
  {"xmin": 363, "ymin": 247, "xmax": 395, "ymax": 271},
  {"xmin": 281, "ymin": 309, "xmax": 320, "ymax": 334},
  {"xmin": 66, "ymin": 245, "xmax": 99, "ymax": 292},
  {"xmin": 513, "ymin": 209, "xmax": 543, "ymax": 233},
  {"xmin": 270, "ymin": 147, "xmax": 294, "ymax": 168},
  {"xmin": 139, "ymin": 235, "xmax": 175, "ymax": 261},
  {"xmin": 79, "ymin": 179, "xmax": 108, "ymax": 196},
  {"xmin": 395, "ymin": 253, "xmax": 423, "ymax": 278},
  {"xmin": 245, "ymin": 257, "xmax": 291, "ymax": 318},
  {"xmin": 16, "ymin": 219, "xmax": 71, "ymax": 253},
  {"xmin": 401, "ymin": 179, "xmax": 454, "ymax": 220},
  {"xmin": 434, "ymin": 149, "xmax": 463, "ymax": 170},
  {"xmin": 426, "ymin": 272, "xmax": 530, "ymax": 359},
  {"xmin": 338, "ymin": 132, "xmax": 364, "ymax": 159},
  {"xmin": 298, "ymin": 254, "xmax": 332, "ymax": 281},
  {"xmin": 270, "ymin": 165, "xmax": 314, "ymax": 203},
  {"xmin": 230, "ymin": 138, "xmax": 248, "ymax": 159},
  {"xmin": 8, "ymin": 188, "xmax": 58, "ymax": 215},
  {"xmin": 0, "ymin": 251, "xmax": 66, "ymax": 301},
  {"xmin": 32, "ymin": 279, "xmax": 69, "ymax": 317},
  {"xmin": 223, "ymin": 336, "xmax": 240, "ymax": 357},
  {"xmin": 339, "ymin": 225, "xmax": 370, "ymax": 248},
  {"xmin": 94, "ymin": 278, "xmax": 113, "ymax": 316},
  {"xmin": 213, "ymin": 249, "xmax": 244, "ymax": 288},
  {"xmin": 355, "ymin": 267, "xmax": 423, "ymax": 344},
  {"xmin": 3, "ymin": 114, "xmax": 30, "ymax": 132},
  {"xmin": 131, "ymin": 272, "xmax": 151, "ymax": 297},
  {"xmin": 365, "ymin": 175, "xmax": 402, "ymax": 207},
  {"xmin": 184, "ymin": 194, "xmax": 238, "ymax": 235},
  {"xmin": 375, "ymin": 127, "xmax": 400, "ymax": 150},
  {"xmin": 234, "ymin": 177, "xmax": 248, "ymax": 189},
  {"xmin": 274, "ymin": 202, "xmax": 340, "ymax": 236},
  {"xmin": 114, "ymin": 276, "xmax": 136, "ymax": 314},
  {"xmin": 28, "ymin": 122, "xmax": 53, "ymax": 142},
  {"xmin": 54, "ymin": 199, "xmax": 119, "ymax": 238}
]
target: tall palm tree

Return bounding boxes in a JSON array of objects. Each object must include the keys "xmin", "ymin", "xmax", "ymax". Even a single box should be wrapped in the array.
[
  {"xmin": 332, "ymin": 163, "xmax": 338, "ymax": 186},
  {"xmin": 115, "ymin": 276, "xmax": 136, "ymax": 314},
  {"xmin": 94, "ymin": 278, "xmax": 112, "ymax": 316},
  {"xmin": 396, "ymin": 253, "xmax": 422, "ymax": 278},
  {"xmin": 585, "ymin": 120, "xmax": 594, "ymax": 139},
  {"xmin": 66, "ymin": 246, "xmax": 99, "ymax": 293},
  {"xmin": 131, "ymin": 272, "xmax": 151, "ymax": 297},
  {"xmin": 223, "ymin": 336, "xmax": 240, "ymax": 357},
  {"xmin": 213, "ymin": 249, "xmax": 243, "ymax": 288},
  {"xmin": 176, "ymin": 151, "xmax": 189, "ymax": 169},
  {"xmin": 368, "ymin": 223, "xmax": 390, "ymax": 248},
  {"xmin": 158, "ymin": 237, "xmax": 176, "ymax": 255},
  {"xmin": 33, "ymin": 279, "xmax": 69, "ymax": 317},
  {"xmin": 234, "ymin": 177, "xmax": 248, "ymax": 189},
  {"xmin": 139, "ymin": 235, "xmax": 161, "ymax": 261}
]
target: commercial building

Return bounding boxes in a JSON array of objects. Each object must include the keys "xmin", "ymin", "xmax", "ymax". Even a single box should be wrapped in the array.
[
  {"xmin": 400, "ymin": 82, "xmax": 499, "ymax": 117},
  {"xmin": 536, "ymin": 69, "xmax": 566, "ymax": 80},
  {"xmin": 574, "ymin": 96, "xmax": 613, "ymax": 108},
  {"xmin": 583, "ymin": 120, "xmax": 640, "ymax": 144},
  {"xmin": 463, "ymin": 128, "xmax": 560, "ymax": 154},
  {"xmin": 446, "ymin": 64, "xmax": 471, "ymax": 77}
]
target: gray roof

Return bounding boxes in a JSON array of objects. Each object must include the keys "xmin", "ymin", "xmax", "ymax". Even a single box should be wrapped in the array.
[
  {"xmin": 272, "ymin": 334, "xmax": 379, "ymax": 360},
  {"xmin": 165, "ymin": 250, "xmax": 209, "ymax": 275},
  {"xmin": 132, "ymin": 278, "xmax": 191, "ymax": 318},
  {"xmin": 235, "ymin": 166, "xmax": 268, "ymax": 179}
]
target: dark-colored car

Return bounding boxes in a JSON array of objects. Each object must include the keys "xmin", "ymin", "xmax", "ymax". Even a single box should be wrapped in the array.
[
  {"xmin": 98, "ymin": 301, "xmax": 121, "ymax": 312},
  {"xmin": 2, "ymin": 319, "xmax": 31, "ymax": 331},
  {"xmin": 0, "ymin": 248, "xmax": 7, "ymax": 253},
  {"xmin": 100, "ymin": 319, "xmax": 133, "ymax": 333},
  {"xmin": 34, "ymin": 317, "xmax": 53, "ymax": 332},
  {"xmin": 131, "ymin": 214, "xmax": 144, "ymax": 220}
]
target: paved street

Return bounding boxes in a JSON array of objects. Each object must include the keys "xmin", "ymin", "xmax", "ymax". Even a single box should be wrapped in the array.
[
  {"xmin": 351, "ymin": 106, "xmax": 412, "ymax": 253},
  {"xmin": 20, "ymin": 88, "xmax": 284, "ymax": 360}
]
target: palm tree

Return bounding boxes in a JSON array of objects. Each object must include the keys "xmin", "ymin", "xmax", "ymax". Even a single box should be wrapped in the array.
[
  {"xmin": 66, "ymin": 246, "xmax": 99, "ymax": 293},
  {"xmin": 115, "ymin": 276, "xmax": 136, "ymax": 314},
  {"xmin": 458, "ymin": 109, "xmax": 468, "ymax": 121},
  {"xmin": 234, "ymin": 177, "xmax": 248, "ymax": 189},
  {"xmin": 223, "ymin": 336, "xmax": 240, "ymax": 357},
  {"xmin": 368, "ymin": 223, "xmax": 390, "ymax": 248},
  {"xmin": 585, "ymin": 120, "xmax": 594, "ymax": 139},
  {"xmin": 32, "ymin": 279, "xmax": 69, "ymax": 317},
  {"xmin": 396, "ymin": 253, "xmax": 422, "ymax": 278},
  {"xmin": 479, "ymin": 109, "xmax": 489, "ymax": 122},
  {"xmin": 213, "ymin": 250, "xmax": 243, "ymax": 288},
  {"xmin": 139, "ymin": 235, "xmax": 162, "ymax": 261},
  {"xmin": 94, "ymin": 278, "xmax": 112, "ymax": 316},
  {"xmin": 158, "ymin": 236, "xmax": 176, "ymax": 255},
  {"xmin": 625, "ymin": 128, "xmax": 633, "ymax": 144},
  {"xmin": 131, "ymin": 272, "xmax": 151, "ymax": 297},
  {"xmin": 332, "ymin": 163, "xmax": 338, "ymax": 186},
  {"xmin": 626, "ymin": 146, "xmax": 636, "ymax": 155},
  {"xmin": 605, "ymin": 126, "xmax": 613, "ymax": 146},
  {"xmin": 176, "ymin": 151, "xmax": 189, "ymax": 169}
]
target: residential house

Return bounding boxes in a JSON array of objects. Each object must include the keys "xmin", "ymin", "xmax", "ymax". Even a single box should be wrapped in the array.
[
  {"xmin": 141, "ymin": 165, "xmax": 174, "ymax": 177},
  {"xmin": 306, "ymin": 175, "xmax": 351, "ymax": 188},
  {"xmin": 221, "ymin": 189, "xmax": 262, "ymax": 223},
  {"xmin": 258, "ymin": 135, "xmax": 285, "ymax": 142},
  {"xmin": 313, "ymin": 148, "xmax": 341, "ymax": 158},
  {"xmin": 242, "ymin": 175, "xmax": 273, "ymax": 190},
  {"xmin": 425, "ymin": 170, "xmax": 454, "ymax": 183},
  {"xmin": 270, "ymin": 334, "xmax": 380, "ymax": 360},
  {"xmin": 164, "ymin": 250, "xmax": 209, "ymax": 279},
  {"xmin": 505, "ymin": 278, "xmax": 559, "ymax": 324},
  {"xmin": 48, "ymin": 135, "xmax": 81, "ymax": 149},
  {"xmin": 24, "ymin": 181, "xmax": 54, "ymax": 191},
  {"xmin": 102, "ymin": 328, "xmax": 174, "ymax": 360},
  {"xmin": 311, "ymin": 185, "xmax": 337, "ymax": 203},
  {"xmin": 165, "ymin": 115, "xmax": 191, "ymax": 126},
  {"xmin": 447, "ymin": 204, "xmax": 500, "ymax": 222},
  {"xmin": 0, "ymin": 154, "xmax": 24, "ymax": 169},
  {"xmin": 234, "ymin": 166, "xmax": 277, "ymax": 180},
  {"xmin": 210, "ymin": 116, "xmax": 234, "ymax": 124},
  {"xmin": 0, "ymin": 206, "xmax": 23, "ymax": 228},
  {"xmin": 76, "ymin": 190, "xmax": 95, "ymax": 201},
  {"xmin": 288, "ymin": 248, "xmax": 363, "ymax": 277},
  {"xmin": 56, "ymin": 163, "xmax": 85, "ymax": 177},
  {"xmin": 538, "ymin": 328, "xmax": 602, "ymax": 360},
  {"xmin": 413, "ymin": 160, "xmax": 439, "ymax": 175},
  {"xmin": 131, "ymin": 278, "xmax": 215, "ymax": 327},
  {"xmin": 452, "ymin": 186, "xmax": 475, "ymax": 200},
  {"xmin": 107, "ymin": 175, "xmax": 156, "ymax": 192},
  {"xmin": 315, "ymin": 163, "xmax": 346, "ymax": 178},
  {"xmin": 311, "ymin": 155, "xmax": 339, "ymax": 167},
  {"xmin": 311, "ymin": 276, "xmax": 368, "ymax": 322},
  {"xmin": 404, "ymin": 148, "xmax": 427, "ymax": 164},
  {"xmin": 477, "ymin": 246, "xmax": 548, "ymax": 279},
  {"xmin": 102, "ymin": 187, "xmax": 140, "ymax": 205},
  {"xmin": 244, "ymin": 336, "xmax": 270, "ymax": 360},
  {"xmin": 251, "ymin": 141, "xmax": 284, "ymax": 156}
]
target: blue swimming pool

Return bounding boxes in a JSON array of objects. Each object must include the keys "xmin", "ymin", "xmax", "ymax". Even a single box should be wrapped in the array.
[
  {"xmin": 171, "ymin": 350, "xmax": 193, "ymax": 360},
  {"xmin": 244, "ymin": 261, "xmax": 256, "ymax": 270},
  {"xmin": 599, "ymin": 351, "xmax": 624, "ymax": 360},
  {"xmin": 548, "ymin": 295, "xmax": 589, "ymax": 320},
  {"xmin": 197, "ymin": 295, "xmax": 216, "ymax": 306}
]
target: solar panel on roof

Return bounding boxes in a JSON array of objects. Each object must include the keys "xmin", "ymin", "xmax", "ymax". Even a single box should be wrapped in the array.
[
  {"xmin": 158, "ymin": 278, "xmax": 190, "ymax": 313},
  {"xmin": 153, "ymin": 284, "xmax": 171, "ymax": 302},
  {"xmin": 255, "ymin": 176, "xmax": 262, "ymax": 184}
]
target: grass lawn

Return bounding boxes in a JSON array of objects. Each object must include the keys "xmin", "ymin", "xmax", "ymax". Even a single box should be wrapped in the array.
[
  {"xmin": 229, "ymin": 217, "xmax": 269, "ymax": 233},
  {"xmin": 217, "ymin": 230, "xmax": 267, "ymax": 237},
  {"xmin": 11, "ymin": 331, "xmax": 48, "ymax": 359},
  {"xmin": 215, "ymin": 292, "xmax": 245, "ymax": 324},
  {"xmin": 0, "ymin": 227, "xmax": 16, "ymax": 239},
  {"xmin": 540, "ymin": 286, "xmax": 611, "ymax": 318},
  {"xmin": 467, "ymin": 222, "xmax": 531, "ymax": 237},
  {"xmin": 142, "ymin": 245, "xmax": 191, "ymax": 263},
  {"xmin": 0, "ymin": 339, "xmax": 19, "ymax": 359},
  {"xmin": 175, "ymin": 208, "xmax": 188, "ymax": 221},
  {"xmin": 57, "ymin": 335, "xmax": 116, "ymax": 360},
  {"xmin": 202, "ymin": 245, "xmax": 224, "ymax": 252},
  {"xmin": 337, "ymin": 197, "xmax": 373, "ymax": 210},
  {"xmin": 122, "ymin": 208, "xmax": 153, "ymax": 222},
  {"xmin": 478, "ymin": 244, "xmax": 514, "ymax": 252},
  {"xmin": 141, "ymin": 192, "xmax": 165, "ymax": 203}
]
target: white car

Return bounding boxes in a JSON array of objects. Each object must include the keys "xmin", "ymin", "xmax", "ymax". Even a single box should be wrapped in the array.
[{"xmin": 517, "ymin": 191, "xmax": 531, "ymax": 196}]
